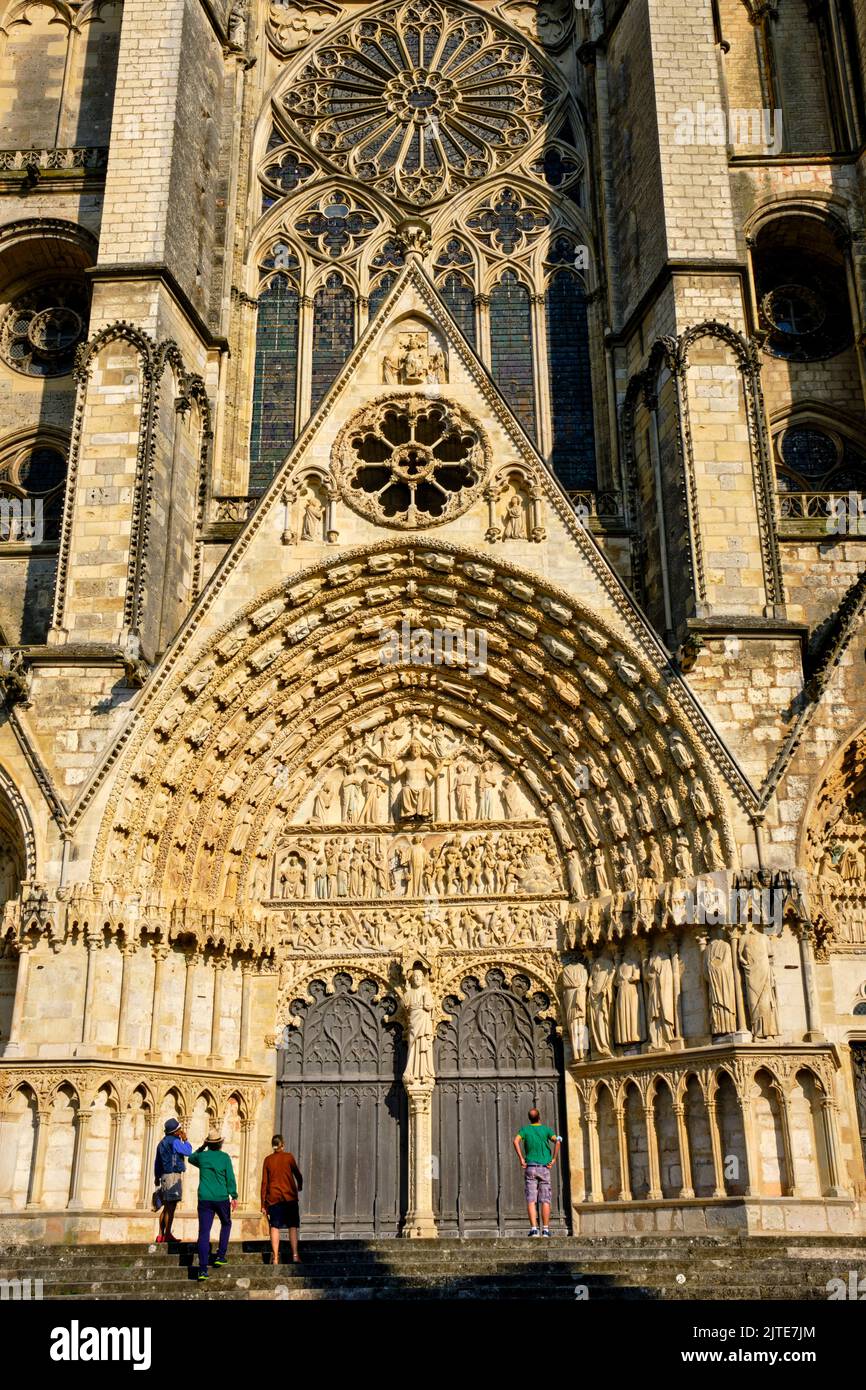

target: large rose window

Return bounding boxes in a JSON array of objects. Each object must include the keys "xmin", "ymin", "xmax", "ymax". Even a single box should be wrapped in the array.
[
  {"xmin": 281, "ymin": 0, "xmax": 559, "ymax": 206},
  {"xmin": 335, "ymin": 397, "xmax": 488, "ymax": 527}
]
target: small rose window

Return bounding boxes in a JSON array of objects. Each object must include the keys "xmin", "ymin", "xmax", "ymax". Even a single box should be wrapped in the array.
[
  {"xmin": 337, "ymin": 398, "xmax": 487, "ymax": 528},
  {"xmin": 1, "ymin": 281, "xmax": 89, "ymax": 376}
]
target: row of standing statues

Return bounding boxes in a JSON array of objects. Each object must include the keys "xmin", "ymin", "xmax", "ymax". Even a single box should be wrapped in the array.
[{"xmin": 561, "ymin": 925, "xmax": 780, "ymax": 1060}]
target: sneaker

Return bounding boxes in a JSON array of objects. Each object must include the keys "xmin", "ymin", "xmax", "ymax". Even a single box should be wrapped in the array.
[
  {"xmin": 213, "ymin": 1259, "xmax": 228, "ymax": 1267},
  {"xmin": 541, "ymin": 1228, "xmax": 551, "ymax": 1238},
  {"xmin": 197, "ymin": 1271, "xmax": 209, "ymax": 1281},
  {"xmin": 528, "ymin": 1227, "xmax": 540, "ymax": 1238}
]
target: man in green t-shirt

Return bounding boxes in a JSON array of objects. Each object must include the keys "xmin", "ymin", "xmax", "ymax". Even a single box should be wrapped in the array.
[
  {"xmin": 188, "ymin": 1128, "xmax": 238, "ymax": 1280},
  {"xmin": 513, "ymin": 1107, "xmax": 561, "ymax": 1237}
]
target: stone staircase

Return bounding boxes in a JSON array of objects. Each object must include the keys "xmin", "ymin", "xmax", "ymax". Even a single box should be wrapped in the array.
[{"xmin": 2, "ymin": 1234, "xmax": 866, "ymax": 1300}]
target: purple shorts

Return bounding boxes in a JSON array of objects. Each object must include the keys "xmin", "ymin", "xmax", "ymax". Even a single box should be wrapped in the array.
[{"xmin": 524, "ymin": 1164, "xmax": 552, "ymax": 1205}]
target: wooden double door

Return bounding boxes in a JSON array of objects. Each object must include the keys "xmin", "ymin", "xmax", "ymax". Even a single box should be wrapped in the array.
[{"xmin": 277, "ymin": 969, "xmax": 567, "ymax": 1237}]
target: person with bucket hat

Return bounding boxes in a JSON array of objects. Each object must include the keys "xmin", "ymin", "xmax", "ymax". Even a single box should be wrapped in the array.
[
  {"xmin": 188, "ymin": 1127, "xmax": 238, "ymax": 1281},
  {"xmin": 154, "ymin": 1118, "xmax": 192, "ymax": 1244}
]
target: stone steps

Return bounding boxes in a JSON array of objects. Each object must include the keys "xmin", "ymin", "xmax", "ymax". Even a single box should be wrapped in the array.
[{"xmin": 1, "ymin": 1237, "xmax": 863, "ymax": 1300}]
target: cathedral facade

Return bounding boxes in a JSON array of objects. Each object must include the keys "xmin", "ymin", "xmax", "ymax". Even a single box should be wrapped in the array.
[{"xmin": 0, "ymin": 0, "xmax": 865, "ymax": 1242}]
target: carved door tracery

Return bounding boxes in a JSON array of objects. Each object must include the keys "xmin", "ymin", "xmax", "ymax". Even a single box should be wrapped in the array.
[
  {"xmin": 277, "ymin": 973, "xmax": 408, "ymax": 1236},
  {"xmin": 433, "ymin": 969, "xmax": 568, "ymax": 1235}
]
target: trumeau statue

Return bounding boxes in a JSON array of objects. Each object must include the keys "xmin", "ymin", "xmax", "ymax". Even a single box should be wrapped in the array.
[{"xmin": 401, "ymin": 964, "xmax": 435, "ymax": 1084}]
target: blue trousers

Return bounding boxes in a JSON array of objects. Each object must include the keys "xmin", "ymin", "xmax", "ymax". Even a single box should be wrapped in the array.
[{"xmin": 197, "ymin": 1199, "xmax": 232, "ymax": 1272}]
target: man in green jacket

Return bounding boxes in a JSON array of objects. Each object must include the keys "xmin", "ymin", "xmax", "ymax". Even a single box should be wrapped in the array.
[{"xmin": 188, "ymin": 1128, "xmax": 238, "ymax": 1281}]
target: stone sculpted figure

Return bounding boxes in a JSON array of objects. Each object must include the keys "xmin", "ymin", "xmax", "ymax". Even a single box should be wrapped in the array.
[
  {"xmin": 614, "ymin": 949, "xmax": 645, "ymax": 1045},
  {"xmin": 502, "ymin": 495, "xmax": 527, "ymax": 540},
  {"xmin": 588, "ymin": 955, "xmax": 615, "ymax": 1057},
  {"xmin": 301, "ymin": 496, "xmax": 324, "ymax": 541},
  {"xmin": 360, "ymin": 771, "xmax": 389, "ymax": 825},
  {"xmin": 453, "ymin": 758, "xmax": 477, "ymax": 821},
  {"xmin": 341, "ymin": 769, "xmax": 366, "ymax": 824},
  {"xmin": 738, "ymin": 927, "xmax": 779, "ymax": 1037},
  {"xmin": 644, "ymin": 940, "xmax": 677, "ymax": 1047},
  {"xmin": 560, "ymin": 960, "xmax": 589, "ymax": 1059},
  {"xmin": 403, "ymin": 334, "xmax": 429, "ymax": 381},
  {"xmin": 703, "ymin": 931, "xmax": 737, "ymax": 1035},
  {"xmin": 387, "ymin": 741, "xmax": 436, "ymax": 819},
  {"xmin": 383, "ymin": 345, "xmax": 403, "ymax": 382},
  {"xmin": 401, "ymin": 965, "xmax": 435, "ymax": 1083},
  {"xmin": 403, "ymin": 834, "xmax": 428, "ymax": 898}
]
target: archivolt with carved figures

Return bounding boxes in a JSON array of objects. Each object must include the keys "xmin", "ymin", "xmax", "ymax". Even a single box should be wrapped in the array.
[{"xmin": 93, "ymin": 544, "xmax": 734, "ymax": 933}]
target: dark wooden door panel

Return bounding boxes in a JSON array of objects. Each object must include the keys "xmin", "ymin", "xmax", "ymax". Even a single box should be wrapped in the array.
[
  {"xmin": 433, "ymin": 970, "xmax": 569, "ymax": 1235},
  {"xmin": 277, "ymin": 973, "xmax": 406, "ymax": 1238}
]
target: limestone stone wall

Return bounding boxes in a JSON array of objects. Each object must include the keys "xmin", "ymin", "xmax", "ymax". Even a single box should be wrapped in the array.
[{"xmin": 0, "ymin": 0, "xmax": 865, "ymax": 1245}]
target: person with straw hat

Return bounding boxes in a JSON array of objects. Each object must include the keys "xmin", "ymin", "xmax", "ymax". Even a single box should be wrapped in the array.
[{"xmin": 188, "ymin": 1127, "xmax": 238, "ymax": 1281}]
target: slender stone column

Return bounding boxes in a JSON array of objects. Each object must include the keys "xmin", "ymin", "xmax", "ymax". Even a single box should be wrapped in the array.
[
  {"xmin": 115, "ymin": 938, "xmax": 137, "ymax": 1054},
  {"xmin": 146, "ymin": 945, "xmax": 169, "ymax": 1062},
  {"xmin": 138, "ymin": 1110, "xmax": 155, "ymax": 1209},
  {"xmin": 5, "ymin": 942, "xmax": 33, "ymax": 1056},
  {"xmin": 796, "ymin": 926, "xmax": 824, "ymax": 1041},
  {"xmin": 673, "ymin": 1102, "xmax": 695, "ymax": 1199},
  {"xmin": 239, "ymin": 1118, "xmax": 252, "ymax": 1207},
  {"xmin": 644, "ymin": 1099, "xmax": 663, "ymax": 1201},
  {"xmin": 325, "ymin": 485, "xmax": 339, "ymax": 545},
  {"xmin": 706, "ymin": 1099, "xmax": 726, "ymax": 1198},
  {"xmin": 79, "ymin": 930, "xmax": 101, "ymax": 1049},
  {"xmin": 738, "ymin": 1079, "xmax": 759, "ymax": 1198},
  {"xmin": 775, "ymin": 1089, "xmax": 797, "ymax": 1196},
  {"xmin": 729, "ymin": 929, "xmax": 750, "ymax": 1036},
  {"xmin": 178, "ymin": 950, "xmax": 197, "ymax": 1062},
  {"xmin": 614, "ymin": 1104, "xmax": 632, "ymax": 1201},
  {"xmin": 26, "ymin": 1105, "xmax": 51, "ymax": 1208},
  {"xmin": 67, "ymin": 1107, "xmax": 93, "ymax": 1210},
  {"xmin": 105, "ymin": 1111, "xmax": 124, "ymax": 1208},
  {"xmin": 207, "ymin": 958, "xmax": 228, "ymax": 1067},
  {"xmin": 236, "ymin": 959, "xmax": 253, "ymax": 1070},
  {"xmin": 586, "ymin": 1101, "xmax": 603, "ymax": 1203},
  {"xmin": 820, "ymin": 1100, "xmax": 846, "ymax": 1197},
  {"xmin": 403, "ymin": 1081, "xmax": 437, "ymax": 1237}
]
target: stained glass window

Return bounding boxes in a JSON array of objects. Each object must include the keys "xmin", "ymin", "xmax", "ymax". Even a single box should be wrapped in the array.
[
  {"xmin": 490, "ymin": 271, "xmax": 536, "ymax": 440},
  {"xmin": 295, "ymin": 192, "xmax": 378, "ymax": 259},
  {"xmin": 250, "ymin": 271, "xmax": 300, "ymax": 492},
  {"xmin": 467, "ymin": 189, "xmax": 549, "ymax": 255},
  {"xmin": 311, "ymin": 272, "xmax": 355, "ymax": 410},
  {"xmin": 439, "ymin": 271, "xmax": 476, "ymax": 348},
  {"xmin": 372, "ymin": 239, "xmax": 405, "ymax": 271},
  {"xmin": 546, "ymin": 270, "xmax": 596, "ymax": 488},
  {"xmin": 369, "ymin": 272, "xmax": 398, "ymax": 319}
]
